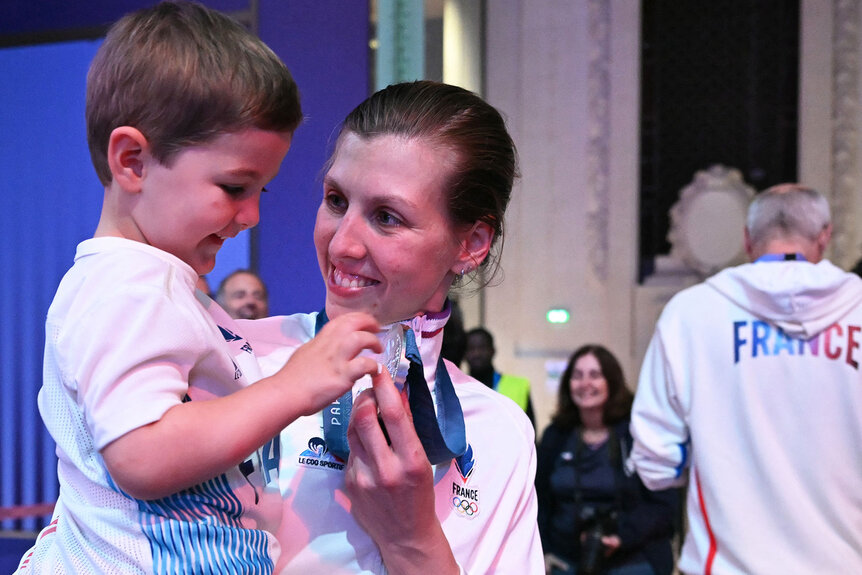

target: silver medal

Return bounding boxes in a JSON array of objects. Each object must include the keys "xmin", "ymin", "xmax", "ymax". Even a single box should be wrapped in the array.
[{"xmin": 381, "ymin": 323, "xmax": 405, "ymax": 382}]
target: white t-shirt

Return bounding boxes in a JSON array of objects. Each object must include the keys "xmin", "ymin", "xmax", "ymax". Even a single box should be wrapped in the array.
[
  {"xmin": 18, "ymin": 237, "xmax": 282, "ymax": 574},
  {"xmin": 242, "ymin": 311, "xmax": 544, "ymax": 574}
]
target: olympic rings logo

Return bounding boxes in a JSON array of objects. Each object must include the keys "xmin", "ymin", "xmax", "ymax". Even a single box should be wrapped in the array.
[{"xmin": 452, "ymin": 496, "xmax": 479, "ymax": 516}]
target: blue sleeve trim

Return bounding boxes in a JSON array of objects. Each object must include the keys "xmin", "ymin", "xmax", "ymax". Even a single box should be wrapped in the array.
[{"xmin": 674, "ymin": 439, "xmax": 690, "ymax": 478}]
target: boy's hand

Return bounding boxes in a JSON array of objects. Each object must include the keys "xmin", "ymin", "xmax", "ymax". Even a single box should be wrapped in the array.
[{"xmin": 277, "ymin": 311, "xmax": 382, "ymax": 415}]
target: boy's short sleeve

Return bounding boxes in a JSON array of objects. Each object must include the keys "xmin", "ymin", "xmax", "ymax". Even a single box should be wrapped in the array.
[{"xmin": 57, "ymin": 282, "xmax": 213, "ymax": 451}]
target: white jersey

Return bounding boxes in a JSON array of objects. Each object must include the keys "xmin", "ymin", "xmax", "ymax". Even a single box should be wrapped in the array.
[
  {"xmin": 18, "ymin": 237, "xmax": 282, "ymax": 574},
  {"xmin": 242, "ymin": 311, "xmax": 544, "ymax": 574},
  {"xmin": 631, "ymin": 259, "xmax": 862, "ymax": 575}
]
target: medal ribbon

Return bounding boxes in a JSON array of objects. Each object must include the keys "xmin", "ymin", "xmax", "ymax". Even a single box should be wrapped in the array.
[{"xmin": 318, "ymin": 310, "xmax": 467, "ymax": 464}]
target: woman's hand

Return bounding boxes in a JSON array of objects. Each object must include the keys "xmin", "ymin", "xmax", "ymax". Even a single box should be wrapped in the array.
[
  {"xmin": 344, "ymin": 369, "xmax": 459, "ymax": 575},
  {"xmin": 544, "ymin": 552, "xmax": 570, "ymax": 574},
  {"xmin": 601, "ymin": 534, "xmax": 622, "ymax": 556}
]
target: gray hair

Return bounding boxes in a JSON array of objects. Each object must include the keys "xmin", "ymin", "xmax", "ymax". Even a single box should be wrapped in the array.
[{"xmin": 746, "ymin": 184, "xmax": 831, "ymax": 246}]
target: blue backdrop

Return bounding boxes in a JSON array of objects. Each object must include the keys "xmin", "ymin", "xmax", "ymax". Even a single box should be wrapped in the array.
[
  {"xmin": 1, "ymin": 40, "xmax": 102, "ymax": 532},
  {"xmin": 0, "ymin": 1, "xmax": 369, "ymax": 540}
]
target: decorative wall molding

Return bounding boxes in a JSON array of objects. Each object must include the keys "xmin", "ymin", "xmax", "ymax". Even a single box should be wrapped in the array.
[
  {"xmin": 586, "ymin": 0, "xmax": 611, "ymax": 282},
  {"xmin": 831, "ymin": 0, "xmax": 860, "ymax": 268},
  {"xmin": 667, "ymin": 165, "xmax": 755, "ymax": 277}
]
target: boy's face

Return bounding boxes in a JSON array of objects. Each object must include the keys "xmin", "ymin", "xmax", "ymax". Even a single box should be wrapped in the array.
[{"xmin": 135, "ymin": 128, "xmax": 292, "ymax": 274}]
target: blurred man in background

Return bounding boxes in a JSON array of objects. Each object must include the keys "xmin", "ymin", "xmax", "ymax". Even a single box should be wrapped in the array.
[
  {"xmin": 465, "ymin": 327, "xmax": 535, "ymax": 426},
  {"xmin": 216, "ymin": 269, "xmax": 269, "ymax": 320}
]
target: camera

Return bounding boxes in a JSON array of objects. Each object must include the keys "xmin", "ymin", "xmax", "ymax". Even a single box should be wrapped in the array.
[{"xmin": 577, "ymin": 504, "xmax": 619, "ymax": 575}]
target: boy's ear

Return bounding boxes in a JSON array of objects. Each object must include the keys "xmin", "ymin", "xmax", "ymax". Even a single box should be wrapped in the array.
[
  {"xmin": 453, "ymin": 221, "xmax": 494, "ymax": 275},
  {"xmin": 107, "ymin": 127, "xmax": 148, "ymax": 193}
]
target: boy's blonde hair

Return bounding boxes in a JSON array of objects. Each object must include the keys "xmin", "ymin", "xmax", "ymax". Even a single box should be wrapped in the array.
[{"xmin": 86, "ymin": 1, "xmax": 302, "ymax": 186}]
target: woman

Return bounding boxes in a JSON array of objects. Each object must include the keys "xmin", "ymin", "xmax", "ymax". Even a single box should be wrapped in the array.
[
  {"xmin": 536, "ymin": 345, "xmax": 677, "ymax": 575},
  {"xmin": 245, "ymin": 81, "xmax": 543, "ymax": 574}
]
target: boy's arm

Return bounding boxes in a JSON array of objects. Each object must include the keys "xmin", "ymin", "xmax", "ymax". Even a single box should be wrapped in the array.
[{"xmin": 101, "ymin": 312, "xmax": 381, "ymax": 500}]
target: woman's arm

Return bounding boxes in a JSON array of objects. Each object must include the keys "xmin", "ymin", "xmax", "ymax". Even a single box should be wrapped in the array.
[
  {"xmin": 615, "ymin": 480, "xmax": 680, "ymax": 553},
  {"xmin": 535, "ymin": 424, "xmax": 566, "ymax": 546},
  {"xmin": 614, "ymin": 423, "xmax": 680, "ymax": 553}
]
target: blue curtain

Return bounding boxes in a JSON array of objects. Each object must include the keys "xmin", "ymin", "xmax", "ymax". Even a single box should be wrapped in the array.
[
  {"xmin": 0, "ymin": 0, "xmax": 369, "ymax": 534},
  {"xmin": 0, "ymin": 36, "xmax": 255, "ymax": 532},
  {"xmin": 0, "ymin": 40, "xmax": 103, "ymax": 531}
]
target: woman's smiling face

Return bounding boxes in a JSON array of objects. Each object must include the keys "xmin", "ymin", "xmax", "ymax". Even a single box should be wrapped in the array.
[
  {"xmin": 569, "ymin": 353, "xmax": 609, "ymax": 412},
  {"xmin": 314, "ymin": 132, "xmax": 471, "ymax": 325}
]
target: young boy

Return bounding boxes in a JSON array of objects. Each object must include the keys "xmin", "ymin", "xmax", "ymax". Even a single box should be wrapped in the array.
[{"xmin": 16, "ymin": 2, "xmax": 381, "ymax": 573}]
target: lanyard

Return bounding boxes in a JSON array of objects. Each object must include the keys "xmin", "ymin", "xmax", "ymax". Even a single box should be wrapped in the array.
[
  {"xmin": 317, "ymin": 310, "xmax": 467, "ymax": 465},
  {"xmin": 755, "ymin": 253, "xmax": 806, "ymax": 262}
]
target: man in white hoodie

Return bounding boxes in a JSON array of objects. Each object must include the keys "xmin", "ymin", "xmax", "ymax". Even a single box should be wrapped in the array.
[{"xmin": 631, "ymin": 184, "xmax": 862, "ymax": 575}]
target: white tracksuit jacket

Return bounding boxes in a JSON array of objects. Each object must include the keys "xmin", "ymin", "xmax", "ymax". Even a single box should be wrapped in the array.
[
  {"xmin": 631, "ymin": 259, "xmax": 862, "ymax": 575},
  {"xmin": 240, "ymin": 311, "xmax": 544, "ymax": 575}
]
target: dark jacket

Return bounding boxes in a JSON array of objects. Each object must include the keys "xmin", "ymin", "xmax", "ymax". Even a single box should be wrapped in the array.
[{"xmin": 536, "ymin": 420, "xmax": 679, "ymax": 575}]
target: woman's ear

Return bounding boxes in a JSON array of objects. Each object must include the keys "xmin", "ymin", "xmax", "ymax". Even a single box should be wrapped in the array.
[
  {"xmin": 106, "ymin": 126, "xmax": 148, "ymax": 193},
  {"xmin": 453, "ymin": 221, "xmax": 494, "ymax": 274}
]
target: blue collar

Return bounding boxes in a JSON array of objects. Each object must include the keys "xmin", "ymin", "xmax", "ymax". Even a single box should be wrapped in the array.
[{"xmin": 755, "ymin": 253, "xmax": 806, "ymax": 263}]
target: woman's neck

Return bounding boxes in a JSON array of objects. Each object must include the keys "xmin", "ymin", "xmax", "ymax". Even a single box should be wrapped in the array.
[
  {"xmin": 579, "ymin": 407, "xmax": 605, "ymax": 432},
  {"xmin": 579, "ymin": 409, "xmax": 609, "ymax": 446}
]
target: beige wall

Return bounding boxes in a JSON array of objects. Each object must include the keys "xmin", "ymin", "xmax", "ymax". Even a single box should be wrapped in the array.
[
  {"xmin": 470, "ymin": 0, "xmax": 862, "ymax": 436},
  {"xmin": 475, "ymin": 0, "xmax": 641, "ymax": 434}
]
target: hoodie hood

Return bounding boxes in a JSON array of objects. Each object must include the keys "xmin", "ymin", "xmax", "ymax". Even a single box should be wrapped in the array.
[{"xmin": 706, "ymin": 259, "xmax": 862, "ymax": 339}]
